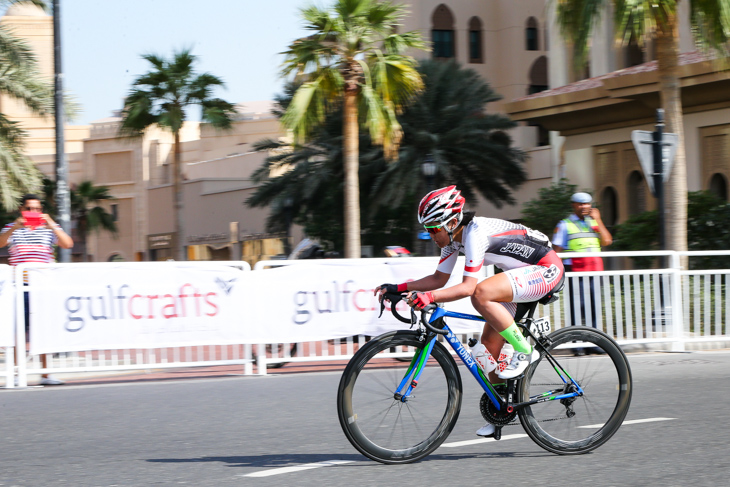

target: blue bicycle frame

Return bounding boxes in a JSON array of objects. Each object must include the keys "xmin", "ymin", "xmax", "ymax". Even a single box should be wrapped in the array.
[{"xmin": 394, "ymin": 306, "xmax": 584, "ymax": 411}]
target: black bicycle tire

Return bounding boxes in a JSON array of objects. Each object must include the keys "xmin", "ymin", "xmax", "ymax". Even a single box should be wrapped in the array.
[
  {"xmin": 252, "ymin": 343, "xmax": 298, "ymax": 369},
  {"xmin": 337, "ymin": 330, "xmax": 462, "ymax": 464},
  {"xmin": 518, "ymin": 326, "xmax": 632, "ymax": 455}
]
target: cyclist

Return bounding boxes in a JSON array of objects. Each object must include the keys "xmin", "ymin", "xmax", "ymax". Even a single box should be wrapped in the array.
[{"xmin": 376, "ymin": 185, "xmax": 564, "ymax": 437}]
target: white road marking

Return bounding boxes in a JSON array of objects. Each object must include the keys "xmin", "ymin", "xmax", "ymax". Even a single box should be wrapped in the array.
[
  {"xmin": 579, "ymin": 417, "xmax": 676, "ymax": 428},
  {"xmin": 243, "ymin": 460, "xmax": 354, "ymax": 478},
  {"xmin": 244, "ymin": 417, "xmax": 675, "ymax": 477},
  {"xmin": 440, "ymin": 433, "xmax": 528, "ymax": 448}
]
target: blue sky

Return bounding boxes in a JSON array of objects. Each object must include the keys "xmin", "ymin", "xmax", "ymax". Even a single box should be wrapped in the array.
[{"xmin": 57, "ymin": 0, "xmax": 311, "ymax": 124}]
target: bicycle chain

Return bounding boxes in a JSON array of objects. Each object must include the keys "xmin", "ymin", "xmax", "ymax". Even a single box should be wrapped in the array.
[
  {"xmin": 500, "ymin": 416, "xmax": 567, "ymax": 426},
  {"xmin": 494, "ymin": 383, "xmax": 572, "ymax": 426}
]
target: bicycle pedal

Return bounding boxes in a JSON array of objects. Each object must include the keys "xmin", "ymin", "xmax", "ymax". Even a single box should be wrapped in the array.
[{"xmin": 494, "ymin": 426, "xmax": 502, "ymax": 441}]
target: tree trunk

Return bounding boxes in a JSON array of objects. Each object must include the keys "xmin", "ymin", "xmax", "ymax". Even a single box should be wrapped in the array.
[
  {"xmin": 80, "ymin": 214, "xmax": 88, "ymax": 262},
  {"xmin": 173, "ymin": 131, "xmax": 186, "ymax": 261},
  {"xmin": 656, "ymin": 14, "xmax": 688, "ymax": 262},
  {"xmin": 343, "ymin": 88, "xmax": 361, "ymax": 259}
]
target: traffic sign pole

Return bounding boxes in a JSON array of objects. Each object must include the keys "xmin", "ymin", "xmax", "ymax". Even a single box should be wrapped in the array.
[
  {"xmin": 653, "ymin": 109, "xmax": 665, "ymax": 250},
  {"xmin": 632, "ymin": 109, "xmax": 677, "ymax": 251}
]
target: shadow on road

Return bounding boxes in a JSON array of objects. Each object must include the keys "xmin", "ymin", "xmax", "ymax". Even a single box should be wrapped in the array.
[
  {"xmin": 147, "ymin": 453, "xmax": 365, "ymax": 468},
  {"xmin": 146, "ymin": 449, "xmax": 553, "ymax": 468}
]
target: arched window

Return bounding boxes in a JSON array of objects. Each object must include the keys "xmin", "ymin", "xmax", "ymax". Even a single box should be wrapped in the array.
[
  {"xmin": 432, "ymin": 4, "xmax": 455, "ymax": 59},
  {"xmin": 526, "ymin": 17, "xmax": 539, "ymax": 51},
  {"xmin": 627, "ymin": 170, "xmax": 647, "ymax": 216},
  {"xmin": 601, "ymin": 187, "xmax": 618, "ymax": 227},
  {"xmin": 710, "ymin": 173, "xmax": 728, "ymax": 201},
  {"xmin": 468, "ymin": 16, "xmax": 483, "ymax": 63},
  {"xmin": 528, "ymin": 55, "xmax": 548, "ymax": 94}
]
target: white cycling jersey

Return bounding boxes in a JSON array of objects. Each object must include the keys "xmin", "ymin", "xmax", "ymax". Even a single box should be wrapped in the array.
[
  {"xmin": 437, "ymin": 217, "xmax": 552, "ymax": 277},
  {"xmin": 436, "ymin": 217, "xmax": 563, "ymax": 304}
]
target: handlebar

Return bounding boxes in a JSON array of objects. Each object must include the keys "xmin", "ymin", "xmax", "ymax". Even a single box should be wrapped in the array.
[{"xmin": 379, "ymin": 292, "xmax": 448, "ymax": 336}]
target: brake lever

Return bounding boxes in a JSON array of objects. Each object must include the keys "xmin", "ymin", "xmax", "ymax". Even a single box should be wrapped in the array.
[
  {"xmin": 378, "ymin": 295, "xmax": 387, "ymax": 319},
  {"xmin": 378, "ymin": 291, "xmax": 404, "ymax": 319}
]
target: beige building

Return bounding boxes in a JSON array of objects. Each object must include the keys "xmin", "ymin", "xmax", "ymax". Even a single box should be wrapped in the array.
[
  {"xmin": 399, "ymin": 1, "xmax": 554, "ymax": 220},
  {"xmin": 506, "ymin": 2, "xmax": 730, "ymax": 230},
  {"xmin": 1, "ymin": 5, "xmax": 292, "ymax": 265},
  {"xmin": 81, "ymin": 106, "xmax": 289, "ymax": 265}
]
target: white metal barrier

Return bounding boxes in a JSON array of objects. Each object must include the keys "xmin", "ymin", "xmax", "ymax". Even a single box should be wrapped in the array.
[
  {"xmin": 2, "ymin": 250, "xmax": 730, "ymax": 385},
  {"xmin": 249, "ymin": 251, "xmax": 730, "ymax": 373}
]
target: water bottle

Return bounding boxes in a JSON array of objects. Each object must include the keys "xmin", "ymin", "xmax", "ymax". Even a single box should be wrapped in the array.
[{"xmin": 471, "ymin": 343, "xmax": 497, "ymax": 374}]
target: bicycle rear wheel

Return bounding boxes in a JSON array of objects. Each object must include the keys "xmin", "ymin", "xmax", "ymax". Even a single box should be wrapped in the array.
[
  {"xmin": 518, "ymin": 327, "xmax": 632, "ymax": 454},
  {"xmin": 337, "ymin": 330, "xmax": 462, "ymax": 464}
]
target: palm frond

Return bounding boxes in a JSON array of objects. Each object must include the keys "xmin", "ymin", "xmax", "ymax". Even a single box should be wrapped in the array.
[
  {"xmin": 282, "ymin": 67, "xmax": 343, "ymax": 143},
  {"xmin": 120, "ymin": 48, "xmax": 233, "ymax": 137},
  {"xmin": 690, "ymin": 0, "xmax": 730, "ymax": 58},
  {"xmin": 1, "ymin": 0, "xmax": 48, "ymax": 11},
  {"xmin": 556, "ymin": 0, "xmax": 607, "ymax": 70}
]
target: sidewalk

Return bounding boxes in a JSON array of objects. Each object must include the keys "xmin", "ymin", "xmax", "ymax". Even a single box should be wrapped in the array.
[{"xmin": 5, "ymin": 359, "xmax": 354, "ymax": 388}]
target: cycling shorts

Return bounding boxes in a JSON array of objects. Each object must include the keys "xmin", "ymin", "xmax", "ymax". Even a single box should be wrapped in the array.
[{"xmin": 501, "ymin": 251, "xmax": 564, "ymax": 305}]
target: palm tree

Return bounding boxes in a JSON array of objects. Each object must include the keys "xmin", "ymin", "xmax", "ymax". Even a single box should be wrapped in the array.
[
  {"xmin": 119, "ymin": 49, "xmax": 236, "ymax": 260},
  {"xmin": 367, "ymin": 59, "xmax": 527, "ymax": 210},
  {"xmin": 71, "ymin": 181, "xmax": 117, "ymax": 261},
  {"xmin": 281, "ymin": 0, "xmax": 427, "ymax": 258},
  {"xmin": 555, "ymin": 0, "xmax": 730, "ymax": 253},
  {"xmin": 248, "ymin": 60, "xmax": 527, "ymax": 252},
  {"xmin": 0, "ymin": 0, "xmax": 53, "ymax": 209}
]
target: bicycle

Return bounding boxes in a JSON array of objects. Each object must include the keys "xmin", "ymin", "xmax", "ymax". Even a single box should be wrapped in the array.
[{"xmin": 336, "ymin": 286, "xmax": 633, "ymax": 464}]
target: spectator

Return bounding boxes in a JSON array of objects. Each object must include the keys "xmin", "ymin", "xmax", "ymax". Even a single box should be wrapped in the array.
[
  {"xmin": 552, "ymin": 192, "xmax": 612, "ymax": 353},
  {"xmin": 0, "ymin": 194, "xmax": 73, "ymax": 385}
]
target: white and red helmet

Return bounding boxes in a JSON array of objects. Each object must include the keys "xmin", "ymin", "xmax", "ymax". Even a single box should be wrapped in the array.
[{"xmin": 417, "ymin": 185, "xmax": 465, "ymax": 226}]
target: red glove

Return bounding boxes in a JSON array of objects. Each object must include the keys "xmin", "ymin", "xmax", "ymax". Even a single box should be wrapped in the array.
[{"xmin": 411, "ymin": 291, "xmax": 434, "ymax": 308}]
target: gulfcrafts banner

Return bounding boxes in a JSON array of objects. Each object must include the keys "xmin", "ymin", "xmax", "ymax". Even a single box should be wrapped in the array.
[
  {"xmin": 0, "ymin": 265, "xmax": 14, "ymax": 347},
  {"xmin": 27, "ymin": 263, "xmax": 253, "ymax": 355},
  {"xmin": 244, "ymin": 258, "xmax": 488, "ymax": 344}
]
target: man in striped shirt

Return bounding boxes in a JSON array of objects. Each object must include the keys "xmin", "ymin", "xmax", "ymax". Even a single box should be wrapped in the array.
[{"xmin": 0, "ymin": 194, "xmax": 73, "ymax": 385}]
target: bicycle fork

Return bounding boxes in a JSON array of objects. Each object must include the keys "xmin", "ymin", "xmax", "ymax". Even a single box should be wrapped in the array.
[{"xmin": 393, "ymin": 336, "xmax": 437, "ymax": 402}]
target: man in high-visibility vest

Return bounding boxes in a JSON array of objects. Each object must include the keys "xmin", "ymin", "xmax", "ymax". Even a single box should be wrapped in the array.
[{"xmin": 552, "ymin": 192, "xmax": 612, "ymax": 354}]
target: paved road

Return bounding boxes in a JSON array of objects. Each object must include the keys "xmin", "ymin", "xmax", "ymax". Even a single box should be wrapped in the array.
[{"xmin": 0, "ymin": 351, "xmax": 728, "ymax": 486}]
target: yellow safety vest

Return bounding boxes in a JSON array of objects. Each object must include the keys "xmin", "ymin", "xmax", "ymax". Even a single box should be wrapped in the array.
[{"xmin": 564, "ymin": 217, "xmax": 601, "ymax": 253}]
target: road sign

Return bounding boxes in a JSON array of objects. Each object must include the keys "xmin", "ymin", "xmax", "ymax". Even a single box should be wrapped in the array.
[{"xmin": 631, "ymin": 130, "xmax": 679, "ymax": 197}]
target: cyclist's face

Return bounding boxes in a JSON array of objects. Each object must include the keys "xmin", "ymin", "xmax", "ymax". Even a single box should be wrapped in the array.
[{"xmin": 427, "ymin": 220, "xmax": 455, "ymax": 247}]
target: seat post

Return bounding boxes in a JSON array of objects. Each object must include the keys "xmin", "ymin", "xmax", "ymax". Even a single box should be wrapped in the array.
[{"xmin": 514, "ymin": 300, "xmax": 539, "ymax": 322}]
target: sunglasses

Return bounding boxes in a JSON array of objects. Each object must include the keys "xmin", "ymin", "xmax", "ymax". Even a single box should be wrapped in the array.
[{"xmin": 424, "ymin": 222, "xmax": 446, "ymax": 235}]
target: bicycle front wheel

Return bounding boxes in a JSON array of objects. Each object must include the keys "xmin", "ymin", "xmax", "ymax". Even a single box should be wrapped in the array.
[
  {"xmin": 337, "ymin": 330, "xmax": 462, "ymax": 464},
  {"xmin": 518, "ymin": 327, "xmax": 632, "ymax": 455}
]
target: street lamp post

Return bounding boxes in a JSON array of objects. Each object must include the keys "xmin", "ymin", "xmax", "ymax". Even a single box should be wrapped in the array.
[
  {"xmin": 421, "ymin": 156, "xmax": 437, "ymax": 256},
  {"xmin": 53, "ymin": 0, "xmax": 70, "ymax": 263}
]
